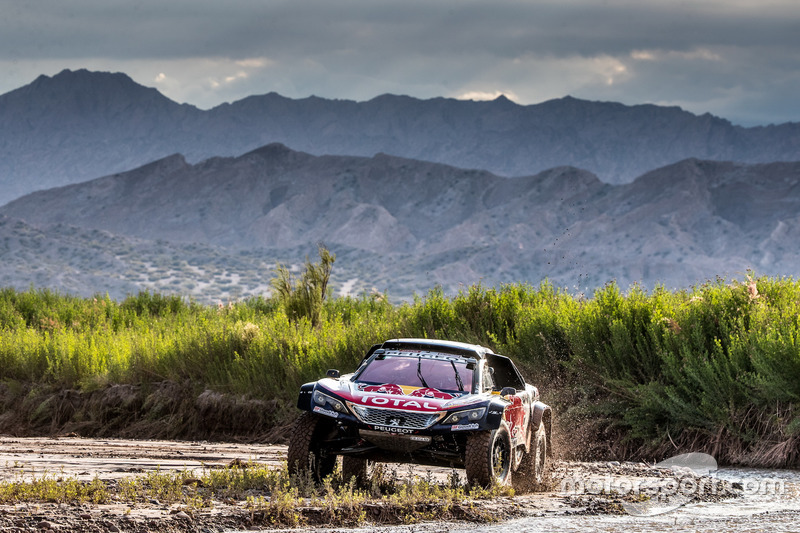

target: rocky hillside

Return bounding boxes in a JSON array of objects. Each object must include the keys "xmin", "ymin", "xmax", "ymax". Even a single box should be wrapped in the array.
[
  {"xmin": 0, "ymin": 215, "xmax": 269, "ymax": 303},
  {"xmin": 2, "ymin": 145, "xmax": 798, "ymax": 300},
  {"xmin": 2, "ymin": 69, "xmax": 800, "ymax": 204}
]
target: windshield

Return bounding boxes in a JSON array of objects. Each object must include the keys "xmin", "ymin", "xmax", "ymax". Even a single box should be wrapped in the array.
[{"xmin": 357, "ymin": 355, "xmax": 474, "ymax": 392}]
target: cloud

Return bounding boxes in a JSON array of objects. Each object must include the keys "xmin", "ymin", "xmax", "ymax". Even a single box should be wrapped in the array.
[
  {"xmin": 631, "ymin": 48, "xmax": 722, "ymax": 62},
  {"xmin": 631, "ymin": 51, "xmax": 657, "ymax": 61},
  {"xmin": 0, "ymin": 0, "xmax": 798, "ymax": 125},
  {"xmin": 235, "ymin": 58, "xmax": 271, "ymax": 68},
  {"xmin": 456, "ymin": 90, "xmax": 520, "ymax": 102}
]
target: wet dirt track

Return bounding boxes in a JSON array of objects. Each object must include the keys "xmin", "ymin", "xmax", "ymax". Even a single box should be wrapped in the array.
[
  {"xmin": 1, "ymin": 436, "xmax": 799, "ymax": 532},
  {"xmin": 0, "ymin": 436, "xmax": 286, "ymax": 482}
]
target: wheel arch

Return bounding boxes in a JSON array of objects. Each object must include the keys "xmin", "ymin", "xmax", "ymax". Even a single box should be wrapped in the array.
[
  {"xmin": 484, "ymin": 398, "xmax": 510, "ymax": 429},
  {"xmin": 297, "ymin": 382, "xmax": 316, "ymax": 411},
  {"xmin": 531, "ymin": 402, "xmax": 553, "ymax": 457}
]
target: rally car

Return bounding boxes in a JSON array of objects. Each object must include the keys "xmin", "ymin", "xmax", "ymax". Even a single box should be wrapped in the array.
[{"xmin": 287, "ymin": 338, "xmax": 552, "ymax": 488}]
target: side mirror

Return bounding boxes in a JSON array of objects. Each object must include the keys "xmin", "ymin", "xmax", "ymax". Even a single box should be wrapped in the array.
[
  {"xmin": 326, "ymin": 369, "xmax": 340, "ymax": 379},
  {"xmin": 500, "ymin": 386, "xmax": 516, "ymax": 398}
]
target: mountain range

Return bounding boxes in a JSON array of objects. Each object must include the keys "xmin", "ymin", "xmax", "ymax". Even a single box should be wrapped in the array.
[
  {"xmin": 2, "ymin": 69, "xmax": 800, "ymax": 205},
  {"xmin": 2, "ymin": 144, "xmax": 798, "ymax": 301}
]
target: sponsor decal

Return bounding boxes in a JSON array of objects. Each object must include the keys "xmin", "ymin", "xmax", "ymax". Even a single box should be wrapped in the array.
[
  {"xmin": 313, "ymin": 406, "xmax": 339, "ymax": 418},
  {"xmin": 359, "ymin": 394, "xmax": 439, "ymax": 410},
  {"xmin": 409, "ymin": 387, "xmax": 454, "ymax": 400},
  {"xmin": 489, "ymin": 410, "xmax": 502, "ymax": 415},
  {"xmin": 362, "ymin": 383, "xmax": 404, "ymax": 395},
  {"xmin": 373, "ymin": 426, "xmax": 416, "ymax": 434},
  {"xmin": 358, "ymin": 383, "xmax": 444, "ymax": 397},
  {"xmin": 409, "ymin": 436, "xmax": 431, "ymax": 442},
  {"xmin": 451, "ymin": 423, "xmax": 480, "ymax": 431}
]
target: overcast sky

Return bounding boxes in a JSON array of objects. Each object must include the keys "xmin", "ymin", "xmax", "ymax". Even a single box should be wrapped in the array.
[{"xmin": 1, "ymin": 0, "xmax": 798, "ymax": 126}]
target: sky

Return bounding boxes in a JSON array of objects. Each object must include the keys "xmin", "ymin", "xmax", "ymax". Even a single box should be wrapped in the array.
[{"xmin": 1, "ymin": 0, "xmax": 799, "ymax": 127}]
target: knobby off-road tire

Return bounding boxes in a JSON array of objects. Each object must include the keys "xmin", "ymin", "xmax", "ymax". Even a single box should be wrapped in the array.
[
  {"xmin": 341, "ymin": 456, "xmax": 372, "ymax": 486},
  {"xmin": 465, "ymin": 425, "xmax": 513, "ymax": 488},
  {"xmin": 286, "ymin": 412, "xmax": 337, "ymax": 482},
  {"xmin": 512, "ymin": 421, "xmax": 548, "ymax": 493}
]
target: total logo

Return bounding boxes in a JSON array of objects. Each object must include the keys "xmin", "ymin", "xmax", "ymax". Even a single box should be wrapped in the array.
[{"xmin": 359, "ymin": 394, "xmax": 439, "ymax": 410}]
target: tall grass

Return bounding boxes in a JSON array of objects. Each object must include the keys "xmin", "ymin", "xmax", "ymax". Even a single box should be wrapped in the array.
[{"xmin": 0, "ymin": 275, "xmax": 798, "ymax": 465}]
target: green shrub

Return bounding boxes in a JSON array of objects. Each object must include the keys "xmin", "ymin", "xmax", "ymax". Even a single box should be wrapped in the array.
[
  {"xmin": 271, "ymin": 245, "xmax": 335, "ymax": 327},
  {"xmin": 1, "ymin": 273, "xmax": 799, "ymax": 465}
]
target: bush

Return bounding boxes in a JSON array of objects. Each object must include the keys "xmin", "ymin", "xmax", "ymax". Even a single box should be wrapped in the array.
[
  {"xmin": 1, "ymin": 273, "xmax": 799, "ymax": 465},
  {"xmin": 271, "ymin": 245, "xmax": 335, "ymax": 327}
]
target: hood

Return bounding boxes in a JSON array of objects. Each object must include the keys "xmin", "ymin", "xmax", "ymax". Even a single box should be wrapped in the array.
[{"xmin": 317, "ymin": 377, "xmax": 485, "ymax": 412}]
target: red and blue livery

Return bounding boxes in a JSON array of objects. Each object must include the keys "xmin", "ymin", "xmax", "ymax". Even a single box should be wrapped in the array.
[{"xmin": 288, "ymin": 338, "xmax": 552, "ymax": 488}]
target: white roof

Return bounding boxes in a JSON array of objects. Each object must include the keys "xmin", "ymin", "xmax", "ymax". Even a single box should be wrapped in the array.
[{"xmin": 383, "ymin": 338, "xmax": 493, "ymax": 355}]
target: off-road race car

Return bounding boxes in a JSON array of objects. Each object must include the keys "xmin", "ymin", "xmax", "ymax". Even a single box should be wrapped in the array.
[{"xmin": 288, "ymin": 338, "xmax": 552, "ymax": 488}]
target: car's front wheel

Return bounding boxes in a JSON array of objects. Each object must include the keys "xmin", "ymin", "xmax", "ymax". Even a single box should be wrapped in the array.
[
  {"xmin": 465, "ymin": 425, "xmax": 512, "ymax": 488},
  {"xmin": 286, "ymin": 412, "xmax": 337, "ymax": 482},
  {"xmin": 341, "ymin": 456, "xmax": 374, "ymax": 486}
]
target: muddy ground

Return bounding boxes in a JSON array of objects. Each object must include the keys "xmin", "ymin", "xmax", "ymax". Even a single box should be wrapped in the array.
[{"xmin": 0, "ymin": 436, "xmax": 759, "ymax": 532}]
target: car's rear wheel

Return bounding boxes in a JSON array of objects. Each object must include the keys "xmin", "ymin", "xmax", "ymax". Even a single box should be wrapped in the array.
[
  {"xmin": 465, "ymin": 425, "xmax": 512, "ymax": 488},
  {"xmin": 512, "ymin": 421, "xmax": 548, "ymax": 492},
  {"xmin": 532, "ymin": 421, "xmax": 547, "ymax": 483},
  {"xmin": 287, "ymin": 412, "xmax": 337, "ymax": 482}
]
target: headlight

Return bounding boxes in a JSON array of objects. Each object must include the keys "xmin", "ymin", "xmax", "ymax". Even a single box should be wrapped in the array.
[
  {"xmin": 443, "ymin": 407, "xmax": 486, "ymax": 425},
  {"xmin": 313, "ymin": 390, "xmax": 348, "ymax": 413},
  {"xmin": 350, "ymin": 403, "xmax": 369, "ymax": 420}
]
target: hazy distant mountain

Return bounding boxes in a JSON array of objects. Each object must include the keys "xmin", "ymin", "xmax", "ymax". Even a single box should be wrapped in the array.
[
  {"xmin": 2, "ymin": 144, "xmax": 798, "ymax": 300},
  {"xmin": 0, "ymin": 213, "xmax": 379, "ymax": 303},
  {"xmin": 2, "ymin": 68, "xmax": 800, "ymax": 205}
]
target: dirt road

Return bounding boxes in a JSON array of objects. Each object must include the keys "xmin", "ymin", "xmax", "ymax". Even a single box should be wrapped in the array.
[
  {"xmin": 1, "ymin": 435, "xmax": 542, "ymax": 531},
  {"xmin": 1, "ymin": 436, "xmax": 797, "ymax": 532},
  {"xmin": 0, "ymin": 436, "xmax": 286, "ymax": 483}
]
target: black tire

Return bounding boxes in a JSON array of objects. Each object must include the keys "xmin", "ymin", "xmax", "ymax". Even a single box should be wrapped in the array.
[
  {"xmin": 465, "ymin": 425, "xmax": 513, "ymax": 488},
  {"xmin": 286, "ymin": 412, "xmax": 337, "ymax": 482},
  {"xmin": 341, "ymin": 456, "xmax": 372, "ymax": 486},
  {"xmin": 512, "ymin": 421, "xmax": 548, "ymax": 493}
]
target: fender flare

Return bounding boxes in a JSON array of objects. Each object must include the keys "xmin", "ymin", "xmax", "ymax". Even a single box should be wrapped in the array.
[
  {"xmin": 297, "ymin": 382, "xmax": 315, "ymax": 411},
  {"xmin": 484, "ymin": 398, "xmax": 511, "ymax": 429},
  {"xmin": 531, "ymin": 401, "xmax": 553, "ymax": 457}
]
